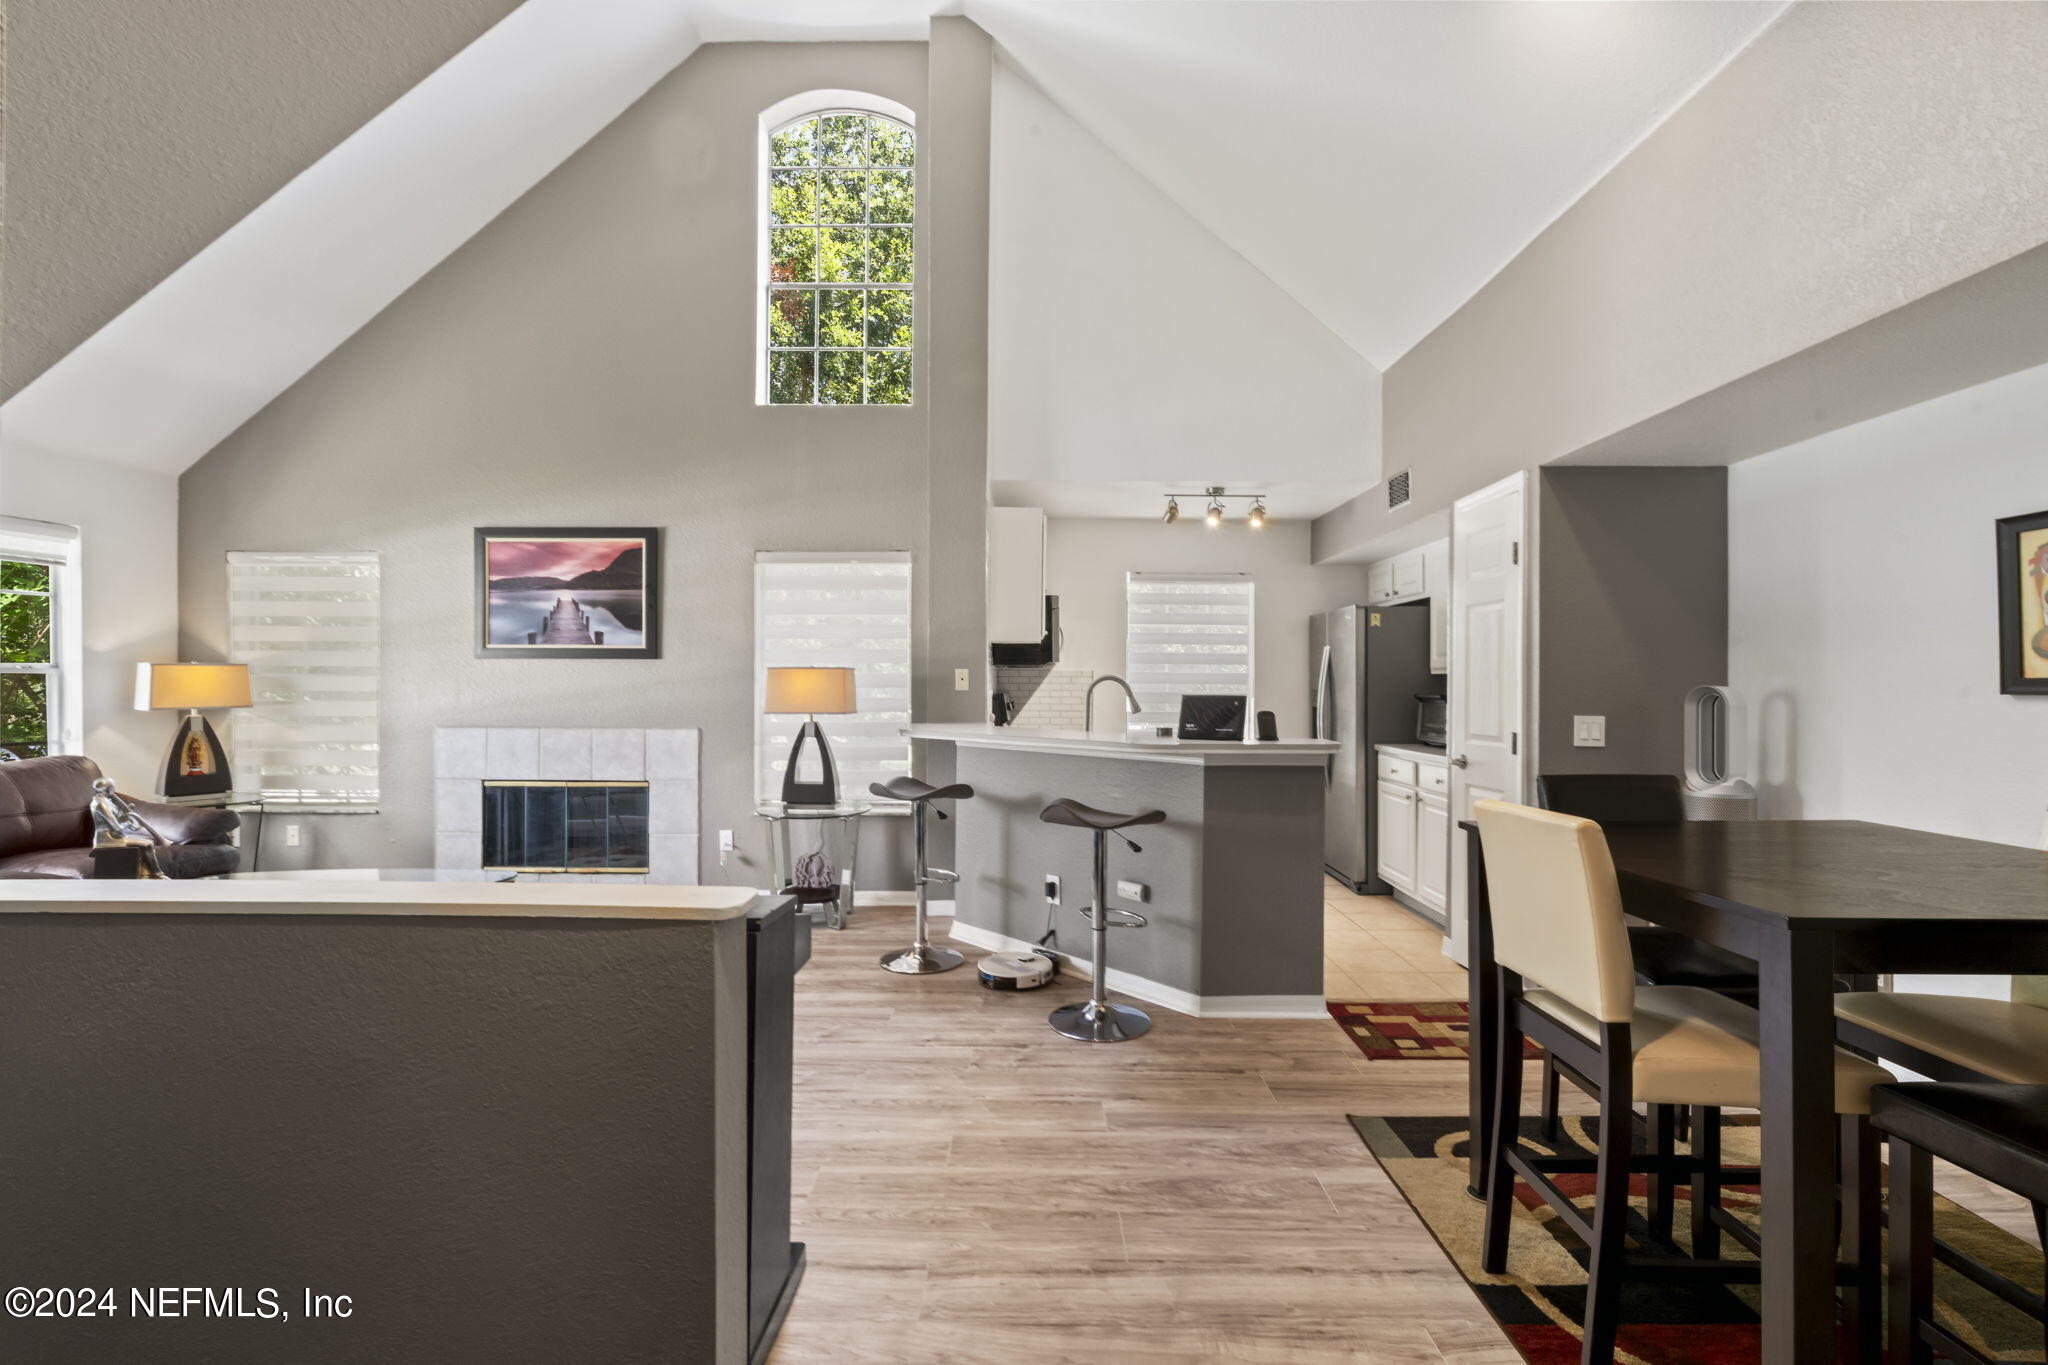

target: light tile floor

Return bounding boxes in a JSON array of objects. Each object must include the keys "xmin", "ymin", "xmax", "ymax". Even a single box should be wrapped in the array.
[{"xmin": 1323, "ymin": 876, "xmax": 1467, "ymax": 1002}]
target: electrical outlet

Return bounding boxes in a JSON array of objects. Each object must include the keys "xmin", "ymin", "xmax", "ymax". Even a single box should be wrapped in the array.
[
  {"xmin": 718, "ymin": 829, "xmax": 736, "ymax": 853},
  {"xmin": 954, "ymin": 668, "xmax": 971, "ymax": 692},
  {"xmin": 1572, "ymin": 715, "xmax": 1607, "ymax": 748},
  {"xmin": 1043, "ymin": 874, "xmax": 1061, "ymax": 905},
  {"xmin": 1116, "ymin": 879, "xmax": 1149, "ymax": 904},
  {"xmin": 282, "ymin": 823, "xmax": 302, "ymax": 847}
]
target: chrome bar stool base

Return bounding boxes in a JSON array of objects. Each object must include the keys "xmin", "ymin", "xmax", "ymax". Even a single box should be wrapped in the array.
[
  {"xmin": 880, "ymin": 943, "xmax": 965, "ymax": 975},
  {"xmin": 1049, "ymin": 999, "xmax": 1151, "ymax": 1043}
]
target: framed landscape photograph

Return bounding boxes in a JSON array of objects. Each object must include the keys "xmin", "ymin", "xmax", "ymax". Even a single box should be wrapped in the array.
[
  {"xmin": 1996, "ymin": 508, "xmax": 2048, "ymax": 695},
  {"xmin": 475, "ymin": 528, "xmax": 661, "ymax": 659}
]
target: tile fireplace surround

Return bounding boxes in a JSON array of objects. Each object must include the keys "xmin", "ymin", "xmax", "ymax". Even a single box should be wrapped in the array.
[{"xmin": 433, "ymin": 728, "xmax": 700, "ymax": 884}]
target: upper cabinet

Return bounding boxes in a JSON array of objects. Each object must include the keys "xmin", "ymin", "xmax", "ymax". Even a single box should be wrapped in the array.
[
  {"xmin": 987, "ymin": 507, "xmax": 1048, "ymax": 644},
  {"xmin": 1365, "ymin": 538, "xmax": 1451, "ymax": 675}
]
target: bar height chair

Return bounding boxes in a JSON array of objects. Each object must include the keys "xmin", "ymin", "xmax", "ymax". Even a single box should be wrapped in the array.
[
  {"xmin": 1038, "ymin": 797, "xmax": 1164, "ymax": 1043},
  {"xmin": 869, "ymin": 777, "xmax": 971, "ymax": 974},
  {"xmin": 1473, "ymin": 799, "xmax": 1890, "ymax": 1365}
]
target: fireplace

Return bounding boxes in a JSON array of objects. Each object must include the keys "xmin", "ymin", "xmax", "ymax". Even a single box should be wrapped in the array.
[{"xmin": 482, "ymin": 781, "xmax": 650, "ymax": 873}]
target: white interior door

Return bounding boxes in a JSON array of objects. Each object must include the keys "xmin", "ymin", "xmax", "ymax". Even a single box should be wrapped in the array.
[{"xmin": 1445, "ymin": 471, "xmax": 1527, "ymax": 965}]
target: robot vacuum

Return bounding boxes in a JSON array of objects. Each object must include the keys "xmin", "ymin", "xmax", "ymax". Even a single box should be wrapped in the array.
[{"xmin": 976, "ymin": 951, "xmax": 1058, "ymax": 991}]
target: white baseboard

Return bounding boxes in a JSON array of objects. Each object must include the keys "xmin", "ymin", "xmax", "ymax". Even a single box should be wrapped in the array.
[{"xmin": 944, "ymin": 919, "xmax": 1322, "ymax": 1020}]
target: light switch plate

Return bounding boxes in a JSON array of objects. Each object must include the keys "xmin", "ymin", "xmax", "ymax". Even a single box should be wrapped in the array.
[
  {"xmin": 954, "ymin": 668, "xmax": 971, "ymax": 692},
  {"xmin": 1573, "ymin": 715, "xmax": 1607, "ymax": 747}
]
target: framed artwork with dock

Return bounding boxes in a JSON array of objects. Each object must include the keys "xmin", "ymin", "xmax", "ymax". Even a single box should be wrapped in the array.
[
  {"xmin": 1996, "ymin": 507, "xmax": 2048, "ymax": 695},
  {"xmin": 474, "ymin": 527, "xmax": 662, "ymax": 659}
]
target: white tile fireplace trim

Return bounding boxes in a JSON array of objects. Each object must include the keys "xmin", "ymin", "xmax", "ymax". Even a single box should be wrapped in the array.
[{"xmin": 433, "ymin": 728, "xmax": 699, "ymax": 884}]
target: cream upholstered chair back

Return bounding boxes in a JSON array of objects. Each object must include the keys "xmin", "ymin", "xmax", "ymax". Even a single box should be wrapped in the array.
[{"xmin": 1473, "ymin": 799, "xmax": 1637, "ymax": 1024}]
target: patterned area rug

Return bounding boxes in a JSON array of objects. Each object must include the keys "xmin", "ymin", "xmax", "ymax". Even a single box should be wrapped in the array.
[
  {"xmin": 1328, "ymin": 1000, "xmax": 1542, "ymax": 1061},
  {"xmin": 1349, "ymin": 1112, "xmax": 2048, "ymax": 1364}
]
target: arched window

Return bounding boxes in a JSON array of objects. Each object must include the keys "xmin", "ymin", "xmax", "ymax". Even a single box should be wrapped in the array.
[{"xmin": 764, "ymin": 106, "xmax": 914, "ymax": 405}]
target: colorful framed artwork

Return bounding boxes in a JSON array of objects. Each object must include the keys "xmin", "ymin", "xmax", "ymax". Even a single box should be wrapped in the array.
[
  {"xmin": 1996, "ymin": 508, "xmax": 2048, "ymax": 695},
  {"xmin": 474, "ymin": 528, "xmax": 661, "ymax": 659}
]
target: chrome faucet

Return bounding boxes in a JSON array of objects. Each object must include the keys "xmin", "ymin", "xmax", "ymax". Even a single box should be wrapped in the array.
[{"xmin": 1085, "ymin": 675, "xmax": 1143, "ymax": 733}]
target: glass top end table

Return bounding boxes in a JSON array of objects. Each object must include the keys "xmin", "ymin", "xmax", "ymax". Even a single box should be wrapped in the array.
[{"xmin": 756, "ymin": 800, "xmax": 872, "ymax": 930}]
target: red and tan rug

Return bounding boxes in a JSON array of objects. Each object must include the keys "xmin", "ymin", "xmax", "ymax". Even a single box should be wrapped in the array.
[
  {"xmin": 1328, "ymin": 1000, "xmax": 1542, "ymax": 1062},
  {"xmin": 1349, "ymin": 1111, "xmax": 2047, "ymax": 1364}
]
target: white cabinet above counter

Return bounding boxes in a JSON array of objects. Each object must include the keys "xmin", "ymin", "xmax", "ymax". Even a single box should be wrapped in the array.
[
  {"xmin": 987, "ymin": 507, "xmax": 1047, "ymax": 644},
  {"xmin": 1364, "ymin": 539, "xmax": 1449, "ymax": 674}
]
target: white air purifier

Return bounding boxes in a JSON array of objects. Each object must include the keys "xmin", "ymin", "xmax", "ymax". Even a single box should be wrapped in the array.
[{"xmin": 1682, "ymin": 685, "xmax": 1758, "ymax": 821}]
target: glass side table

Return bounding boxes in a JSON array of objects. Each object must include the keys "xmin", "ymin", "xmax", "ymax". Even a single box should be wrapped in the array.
[{"xmin": 756, "ymin": 800, "xmax": 870, "ymax": 930}]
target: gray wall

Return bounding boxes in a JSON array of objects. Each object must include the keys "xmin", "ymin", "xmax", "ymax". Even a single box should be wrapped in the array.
[
  {"xmin": 0, "ymin": 911, "xmax": 747, "ymax": 1363},
  {"xmin": 178, "ymin": 42, "xmax": 971, "ymax": 888},
  {"xmin": 1, "ymin": 0, "xmax": 523, "ymax": 397},
  {"xmin": 1536, "ymin": 467, "xmax": 1728, "ymax": 777},
  {"xmin": 1312, "ymin": 0, "xmax": 2048, "ymax": 564}
]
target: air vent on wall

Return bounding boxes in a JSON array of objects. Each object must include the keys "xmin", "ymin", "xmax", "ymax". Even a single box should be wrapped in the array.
[{"xmin": 1387, "ymin": 470, "xmax": 1411, "ymax": 509}]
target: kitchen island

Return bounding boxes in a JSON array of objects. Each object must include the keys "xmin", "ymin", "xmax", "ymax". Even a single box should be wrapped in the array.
[{"xmin": 906, "ymin": 723, "xmax": 1337, "ymax": 1018}]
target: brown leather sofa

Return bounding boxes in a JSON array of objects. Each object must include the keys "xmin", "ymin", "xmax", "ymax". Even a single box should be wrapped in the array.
[{"xmin": 0, "ymin": 755, "xmax": 243, "ymax": 878}]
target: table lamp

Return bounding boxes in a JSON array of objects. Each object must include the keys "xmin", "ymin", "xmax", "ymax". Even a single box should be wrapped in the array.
[
  {"xmin": 764, "ymin": 666, "xmax": 856, "ymax": 806},
  {"xmin": 135, "ymin": 662, "xmax": 253, "ymax": 797}
]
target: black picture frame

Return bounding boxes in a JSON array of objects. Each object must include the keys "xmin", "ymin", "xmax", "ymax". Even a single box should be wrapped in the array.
[
  {"xmin": 1995, "ymin": 508, "xmax": 2048, "ymax": 695},
  {"xmin": 474, "ymin": 527, "xmax": 662, "ymax": 659}
]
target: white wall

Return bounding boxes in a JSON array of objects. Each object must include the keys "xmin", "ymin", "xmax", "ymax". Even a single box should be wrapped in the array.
[
  {"xmin": 1044, "ymin": 517, "xmax": 1366, "ymax": 738},
  {"xmin": 986, "ymin": 56, "xmax": 1380, "ymax": 504},
  {"xmin": 0, "ymin": 449, "xmax": 180, "ymax": 790},
  {"xmin": 1730, "ymin": 360, "xmax": 2048, "ymax": 1000}
]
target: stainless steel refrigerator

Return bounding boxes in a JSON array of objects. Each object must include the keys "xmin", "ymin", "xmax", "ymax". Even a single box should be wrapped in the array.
[{"xmin": 1310, "ymin": 601, "xmax": 1433, "ymax": 893}]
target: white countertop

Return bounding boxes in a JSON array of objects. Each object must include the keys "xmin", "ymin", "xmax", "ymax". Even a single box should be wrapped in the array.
[
  {"xmin": 906, "ymin": 722, "xmax": 1339, "ymax": 766},
  {"xmin": 1377, "ymin": 741, "xmax": 1451, "ymax": 763},
  {"xmin": 0, "ymin": 878, "xmax": 760, "ymax": 921}
]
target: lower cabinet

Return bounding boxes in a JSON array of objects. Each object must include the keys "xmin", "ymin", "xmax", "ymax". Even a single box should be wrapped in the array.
[
  {"xmin": 1415, "ymin": 790, "xmax": 1450, "ymax": 915},
  {"xmin": 1375, "ymin": 780, "xmax": 1417, "ymax": 894}
]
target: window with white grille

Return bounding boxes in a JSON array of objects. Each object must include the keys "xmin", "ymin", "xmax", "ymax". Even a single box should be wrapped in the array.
[
  {"xmin": 227, "ymin": 551, "xmax": 381, "ymax": 804},
  {"xmin": 755, "ymin": 553, "xmax": 913, "ymax": 804},
  {"xmin": 0, "ymin": 517, "xmax": 81, "ymax": 760},
  {"xmin": 1124, "ymin": 573, "xmax": 1254, "ymax": 735}
]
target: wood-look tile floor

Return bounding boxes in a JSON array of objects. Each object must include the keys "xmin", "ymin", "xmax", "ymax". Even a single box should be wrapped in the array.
[{"xmin": 768, "ymin": 900, "xmax": 1558, "ymax": 1365}]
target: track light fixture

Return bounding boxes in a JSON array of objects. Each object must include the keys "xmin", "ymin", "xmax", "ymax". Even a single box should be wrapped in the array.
[{"xmin": 1159, "ymin": 487, "xmax": 1269, "ymax": 529}]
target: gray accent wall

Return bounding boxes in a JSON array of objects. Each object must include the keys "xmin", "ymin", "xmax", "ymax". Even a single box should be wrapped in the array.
[
  {"xmin": 1536, "ymin": 467, "xmax": 1728, "ymax": 778},
  {"xmin": 176, "ymin": 41, "xmax": 986, "ymax": 889}
]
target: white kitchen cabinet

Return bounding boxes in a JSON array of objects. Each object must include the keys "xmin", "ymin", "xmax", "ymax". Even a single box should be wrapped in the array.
[
  {"xmin": 1392, "ymin": 549, "xmax": 1426, "ymax": 599},
  {"xmin": 1415, "ymin": 790, "xmax": 1450, "ymax": 914},
  {"xmin": 986, "ymin": 507, "xmax": 1047, "ymax": 644},
  {"xmin": 1365, "ymin": 559, "xmax": 1395, "ymax": 605},
  {"xmin": 1425, "ymin": 540, "xmax": 1449, "ymax": 674},
  {"xmin": 1375, "ymin": 780, "xmax": 1416, "ymax": 893}
]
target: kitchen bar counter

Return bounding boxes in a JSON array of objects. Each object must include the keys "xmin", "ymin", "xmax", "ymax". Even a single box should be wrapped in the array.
[{"xmin": 913, "ymin": 724, "xmax": 1329, "ymax": 1018}]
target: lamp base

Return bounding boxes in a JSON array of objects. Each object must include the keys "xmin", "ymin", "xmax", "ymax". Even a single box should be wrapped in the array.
[
  {"xmin": 780, "ymin": 720, "xmax": 839, "ymax": 806},
  {"xmin": 161, "ymin": 712, "xmax": 234, "ymax": 798}
]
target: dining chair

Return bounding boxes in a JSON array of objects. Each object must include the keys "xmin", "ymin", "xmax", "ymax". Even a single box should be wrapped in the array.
[
  {"xmin": 1532, "ymin": 773, "xmax": 1762, "ymax": 1141},
  {"xmin": 1474, "ymin": 798, "xmax": 1891, "ymax": 1365}
]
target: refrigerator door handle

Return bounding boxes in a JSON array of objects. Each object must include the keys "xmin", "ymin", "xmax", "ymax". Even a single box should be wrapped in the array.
[{"xmin": 1314, "ymin": 644, "xmax": 1334, "ymax": 782}]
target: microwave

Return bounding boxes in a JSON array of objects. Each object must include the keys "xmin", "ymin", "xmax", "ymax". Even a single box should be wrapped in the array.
[{"xmin": 1415, "ymin": 694, "xmax": 1448, "ymax": 747}]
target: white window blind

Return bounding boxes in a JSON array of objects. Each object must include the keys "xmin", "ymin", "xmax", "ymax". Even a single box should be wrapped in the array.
[
  {"xmin": 227, "ymin": 552, "xmax": 381, "ymax": 804},
  {"xmin": 1124, "ymin": 573, "xmax": 1254, "ymax": 735},
  {"xmin": 755, "ymin": 553, "xmax": 912, "ymax": 805}
]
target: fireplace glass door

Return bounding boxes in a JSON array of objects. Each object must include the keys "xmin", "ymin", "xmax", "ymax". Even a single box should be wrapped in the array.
[{"xmin": 482, "ymin": 781, "xmax": 650, "ymax": 873}]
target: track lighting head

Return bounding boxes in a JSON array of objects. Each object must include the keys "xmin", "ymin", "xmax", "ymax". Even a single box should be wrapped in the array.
[
  {"xmin": 1247, "ymin": 500, "xmax": 1266, "ymax": 529},
  {"xmin": 1162, "ymin": 497, "xmax": 1179, "ymax": 525},
  {"xmin": 1205, "ymin": 499, "xmax": 1224, "ymax": 529}
]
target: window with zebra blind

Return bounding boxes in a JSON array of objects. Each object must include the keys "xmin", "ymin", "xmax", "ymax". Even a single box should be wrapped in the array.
[
  {"xmin": 227, "ymin": 551, "xmax": 381, "ymax": 804},
  {"xmin": 755, "ymin": 553, "xmax": 913, "ymax": 805},
  {"xmin": 1124, "ymin": 573, "xmax": 1255, "ymax": 735}
]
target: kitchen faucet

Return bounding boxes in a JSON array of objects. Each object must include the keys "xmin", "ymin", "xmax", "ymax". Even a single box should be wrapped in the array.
[{"xmin": 1085, "ymin": 675, "xmax": 1143, "ymax": 733}]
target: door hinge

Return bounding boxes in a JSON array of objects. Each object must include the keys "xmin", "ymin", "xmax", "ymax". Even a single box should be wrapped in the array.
[
  {"xmin": 1511, "ymin": 732, "xmax": 1519, "ymax": 755},
  {"xmin": 1511, "ymin": 541, "xmax": 1520, "ymax": 565}
]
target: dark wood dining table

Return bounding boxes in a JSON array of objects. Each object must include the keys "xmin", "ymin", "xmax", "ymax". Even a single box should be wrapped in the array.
[{"xmin": 1463, "ymin": 817, "xmax": 2048, "ymax": 1364}]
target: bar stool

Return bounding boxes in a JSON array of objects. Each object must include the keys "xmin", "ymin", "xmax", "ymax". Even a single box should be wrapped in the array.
[
  {"xmin": 1039, "ymin": 798, "xmax": 1164, "ymax": 1043},
  {"xmin": 870, "ymin": 777, "xmax": 971, "ymax": 974}
]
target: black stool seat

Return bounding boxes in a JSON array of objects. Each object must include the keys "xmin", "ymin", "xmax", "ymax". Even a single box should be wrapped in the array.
[
  {"xmin": 1872, "ymin": 1082, "xmax": 2048, "ymax": 1206},
  {"xmin": 871, "ymin": 777, "xmax": 973, "ymax": 803},
  {"xmin": 1628, "ymin": 927, "xmax": 1760, "ymax": 996},
  {"xmin": 1038, "ymin": 799, "xmax": 1165, "ymax": 832}
]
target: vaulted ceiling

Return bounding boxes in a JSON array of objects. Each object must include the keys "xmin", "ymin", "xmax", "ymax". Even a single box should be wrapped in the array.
[{"xmin": 1, "ymin": 0, "xmax": 1787, "ymax": 483}]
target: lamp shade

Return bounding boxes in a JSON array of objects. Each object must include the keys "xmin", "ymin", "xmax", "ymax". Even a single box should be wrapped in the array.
[
  {"xmin": 763, "ymin": 666, "xmax": 857, "ymax": 715},
  {"xmin": 135, "ymin": 662, "xmax": 253, "ymax": 712}
]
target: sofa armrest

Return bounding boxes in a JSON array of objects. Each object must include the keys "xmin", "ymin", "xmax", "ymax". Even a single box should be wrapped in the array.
[{"xmin": 122, "ymin": 797, "xmax": 243, "ymax": 846}]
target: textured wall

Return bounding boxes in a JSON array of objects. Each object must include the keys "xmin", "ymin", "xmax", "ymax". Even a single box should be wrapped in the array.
[
  {"xmin": 177, "ymin": 43, "xmax": 935, "ymax": 887},
  {"xmin": 1314, "ymin": 0, "xmax": 2048, "ymax": 562},
  {"xmin": 0, "ymin": 0, "xmax": 523, "ymax": 397},
  {"xmin": 0, "ymin": 911, "xmax": 747, "ymax": 1363},
  {"xmin": 1535, "ymin": 467, "xmax": 1728, "ymax": 778}
]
